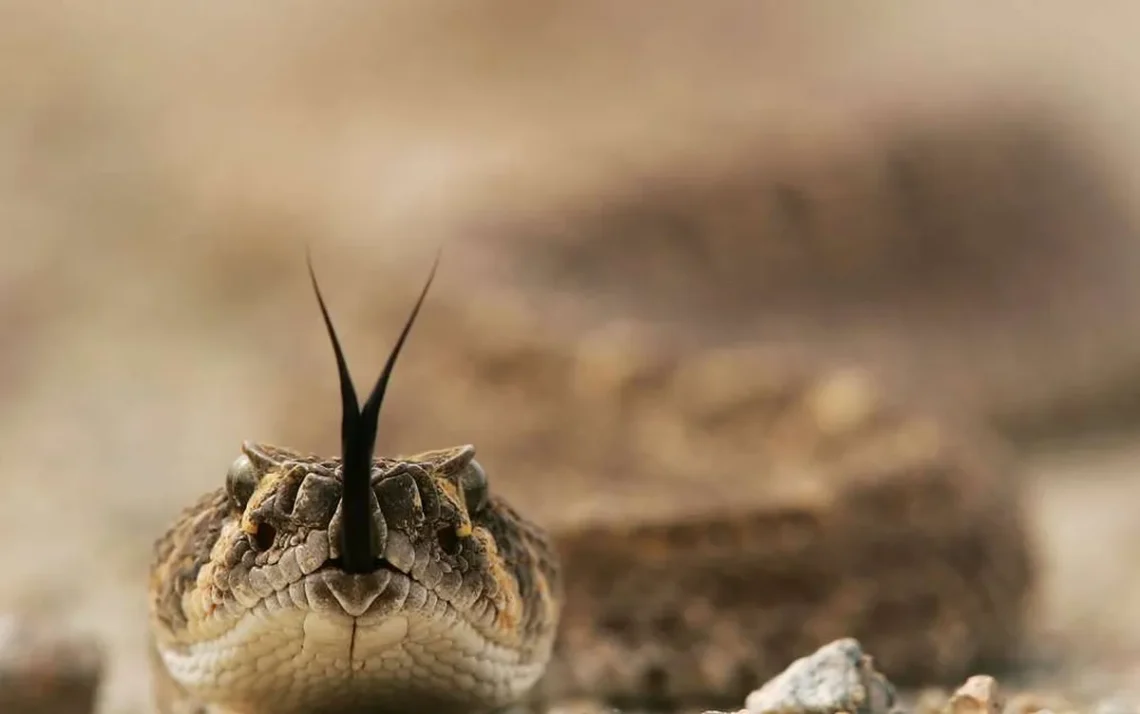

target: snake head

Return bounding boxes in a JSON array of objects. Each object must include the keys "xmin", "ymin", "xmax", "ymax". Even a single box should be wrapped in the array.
[
  {"xmin": 217, "ymin": 439, "xmax": 522, "ymax": 628},
  {"xmin": 166, "ymin": 436, "xmax": 560, "ymax": 712},
  {"xmin": 222, "ymin": 439, "xmax": 496, "ymax": 605}
]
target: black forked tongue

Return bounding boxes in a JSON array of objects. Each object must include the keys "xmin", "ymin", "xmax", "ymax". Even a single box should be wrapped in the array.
[{"xmin": 307, "ymin": 251, "xmax": 440, "ymax": 574}]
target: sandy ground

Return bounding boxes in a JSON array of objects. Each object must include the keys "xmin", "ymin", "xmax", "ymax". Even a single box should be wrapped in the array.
[{"xmin": 3, "ymin": 3, "xmax": 1140, "ymax": 712}]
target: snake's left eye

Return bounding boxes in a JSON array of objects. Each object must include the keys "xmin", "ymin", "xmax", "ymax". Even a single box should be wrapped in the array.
[{"xmin": 226, "ymin": 454, "xmax": 260, "ymax": 509}]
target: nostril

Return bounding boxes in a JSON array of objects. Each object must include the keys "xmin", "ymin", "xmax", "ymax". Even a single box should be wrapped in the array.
[
  {"xmin": 251, "ymin": 523, "xmax": 277, "ymax": 551},
  {"xmin": 436, "ymin": 527, "xmax": 461, "ymax": 556}
]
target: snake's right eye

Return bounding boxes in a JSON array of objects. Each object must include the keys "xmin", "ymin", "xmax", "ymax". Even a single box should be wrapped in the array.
[
  {"xmin": 225, "ymin": 454, "xmax": 260, "ymax": 509},
  {"xmin": 460, "ymin": 460, "xmax": 489, "ymax": 515}
]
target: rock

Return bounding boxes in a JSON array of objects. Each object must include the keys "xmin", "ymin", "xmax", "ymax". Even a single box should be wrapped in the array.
[
  {"xmin": 0, "ymin": 614, "xmax": 104, "ymax": 714},
  {"xmin": 733, "ymin": 638, "xmax": 895, "ymax": 714},
  {"xmin": 945, "ymin": 675, "xmax": 1003, "ymax": 714}
]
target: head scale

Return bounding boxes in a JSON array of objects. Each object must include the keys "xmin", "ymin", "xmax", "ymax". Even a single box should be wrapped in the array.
[{"xmin": 305, "ymin": 250, "xmax": 440, "ymax": 574}]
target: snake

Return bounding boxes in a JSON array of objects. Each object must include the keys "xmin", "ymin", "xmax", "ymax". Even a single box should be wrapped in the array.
[{"xmin": 145, "ymin": 253, "xmax": 1037, "ymax": 713}]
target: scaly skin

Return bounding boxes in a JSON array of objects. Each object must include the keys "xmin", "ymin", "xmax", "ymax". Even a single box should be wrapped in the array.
[
  {"xmin": 146, "ymin": 257, "xmax": 1037, "ymax": 713},
  {"xmin": 147, "ymin": 372, "xmax": 1037, "ymax": 713},
  {"xmin": 147, "ymin": 441, "xmax": 560, "ymax": 714}
]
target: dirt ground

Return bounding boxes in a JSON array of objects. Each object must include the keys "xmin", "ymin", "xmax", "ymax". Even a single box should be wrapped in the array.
[{"xmin": 3, "ymin": 3, "xmax": 1140, "ymax": 712}]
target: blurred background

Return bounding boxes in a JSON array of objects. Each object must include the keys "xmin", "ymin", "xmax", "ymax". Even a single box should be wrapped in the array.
[{"xmin": 4, "ymin": 1, "xmax": 1140, "ymax": 711}]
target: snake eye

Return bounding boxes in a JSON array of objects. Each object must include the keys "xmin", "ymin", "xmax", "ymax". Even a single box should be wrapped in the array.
[
  {"xmin": 225, "ymin": 454, "xmax": 260, "ymax": 509},
  {"xmin": 460, "ymin": 460, "xmax": 488, "ymax": 515}
]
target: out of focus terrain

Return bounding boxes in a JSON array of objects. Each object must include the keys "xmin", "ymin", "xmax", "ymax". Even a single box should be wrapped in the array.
[{"xmin": 3, "ymin": 2, "xmax": 1140, "ymax": 712}]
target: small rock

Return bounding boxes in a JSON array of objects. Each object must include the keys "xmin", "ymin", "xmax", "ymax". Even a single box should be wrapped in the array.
[
  {"xmin": 946, "ymin": 675, "xmax": 1003, "ymax": 714},
  {"xmin": 0, "ymin": 614, "xmax": 104, "ymax": 714},
  {"xmin": 736, "ymin": 638, "xmax": 895, "ymax": 714}
]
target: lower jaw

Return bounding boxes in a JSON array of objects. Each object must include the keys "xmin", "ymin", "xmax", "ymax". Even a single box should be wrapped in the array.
[
  {"xmin": 180, "ymin": 610, "xmax": 528, "ymax": 714},
  {"xmin": 302, "ymin": 607, "xmax": 413, "ymax": 654}
]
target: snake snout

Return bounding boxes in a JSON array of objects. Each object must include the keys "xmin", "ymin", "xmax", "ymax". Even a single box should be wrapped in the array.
[{"xmin": 326, "ymin": 464, "xmax": 448, "ymax": 575}]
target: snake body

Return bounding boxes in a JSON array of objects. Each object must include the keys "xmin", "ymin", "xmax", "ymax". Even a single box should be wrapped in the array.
[{"xmin": 146, "ymin": 256, "xmax": 1037, "ymax": 713}]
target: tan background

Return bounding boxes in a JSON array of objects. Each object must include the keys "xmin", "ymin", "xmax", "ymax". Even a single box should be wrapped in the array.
[{"xmin": 4, "ymin": 2, "xmax": 1140, "ymax": 711}]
